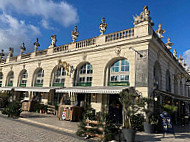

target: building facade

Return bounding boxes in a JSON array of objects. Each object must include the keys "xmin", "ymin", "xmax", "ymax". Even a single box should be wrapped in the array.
[{"xmin": 0, "ymin": 6, "xmax": 190, "ymax": 120}]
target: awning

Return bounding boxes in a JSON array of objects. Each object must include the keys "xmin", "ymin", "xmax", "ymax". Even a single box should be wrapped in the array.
[
  {"xmin": 14, "ymin": 87, "xmax": 58, "ymax": 93},
  {"xmin": 0, "ymin": 87, "xmax": 14, "ymax": 91},
  {"xmin": 154, "ymin": 89, "xmax": 190, "ymax": 101},
  {"xmin": 55, "ymin": 86, "xmax": 128, "ymax": 94}
]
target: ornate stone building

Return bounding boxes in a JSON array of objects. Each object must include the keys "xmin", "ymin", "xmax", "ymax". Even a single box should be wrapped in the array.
[{"xmin": 0, "ymin": 6, "xmax": 190, "ymax": 119}]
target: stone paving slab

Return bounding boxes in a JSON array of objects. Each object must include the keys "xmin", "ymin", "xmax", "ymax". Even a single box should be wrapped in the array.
[{"xmin": 20, "ymin": 111, "xmax": 79, "ymax": 134}]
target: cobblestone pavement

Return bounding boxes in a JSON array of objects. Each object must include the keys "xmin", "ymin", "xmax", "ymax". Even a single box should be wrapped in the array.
[
  {"xmin": 0, "ymin": 116, "xmax": 86, "ymax": 142},
  {"xmin": 1, "ymin": 112, "xmax": 190, "ymax": 142}
]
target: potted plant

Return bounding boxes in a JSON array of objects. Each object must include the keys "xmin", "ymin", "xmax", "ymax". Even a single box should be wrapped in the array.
[
  {"xmin": 119, "ymin": 87, "xmax": 144, "ymax": 142},
  {"xmin": 141, "ymin": 97, "xmax": 155, "ymax": 133}
]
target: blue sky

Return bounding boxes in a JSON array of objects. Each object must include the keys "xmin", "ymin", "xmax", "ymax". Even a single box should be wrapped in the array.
[{"xmin": 0, "ymin": 0, "xmax": 189, "ymax": 66}]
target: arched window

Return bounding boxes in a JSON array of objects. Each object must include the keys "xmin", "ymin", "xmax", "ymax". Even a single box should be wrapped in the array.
[
  {"xmin": 166, "ymin": 70, "xmax": 171, "ymax": 92},
  {"xmin": 52, "ymin": 67, "xmax": 66, "ymax": 87},
  {"xmin": 153, "ymin": 62, "xmax": 161, "ymax": 89},
  {"xmin": 7, "ymin": 71, "xmax": 14, "ymax": 87},
  {"xmin": 0, "ymin": 72, "xmax": 3, "ymax": 87},
  {"xmin": 108, "ymin": 59, "xmax": 130, "ymax": 86},
  {"xmin": 77, "ymin": 63, "xmax": 93, "ymax": 86},
  {"xmin": 19, "ymin": 70, "xmax": 28, "ymax": 87},
  {"xmin": 34, "ymin": 69, "xmax": 44, "ymax": 87}
]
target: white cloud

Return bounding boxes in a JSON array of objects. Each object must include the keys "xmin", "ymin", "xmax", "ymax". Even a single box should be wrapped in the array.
[
  {"xmin": 0, "ymin": 0, "xmax": 79, "ymax": 27},
  {"xmin": 0, "ymin": 13, "xmax": 41, "ymax": 55},
  {"xmin": 41, "ymin": 19, "xmax": 53, "ymax": 30},
  {"xmin": 183, "ymin": 49, "xmax": 190, "ymax": 67}
]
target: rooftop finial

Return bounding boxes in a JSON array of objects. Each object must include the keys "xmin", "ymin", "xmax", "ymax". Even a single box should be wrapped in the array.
[
  {"xmin": 156, "ymin": 24, "xmax": 165, "ymax": 39},
  {"xmin": 99, "ymin": 17, "xmax": 107, "ymax": 35},
  {"xmin": 20, "ymin": 42, "xmax": 26, "ymax": 55},
  {"xmin": 72, "ymin": 26, "xmax": 79, "ymax": 42},
  {"xmin": 165, "ymin": 37, "xmax": 173, "ymax": 50},
  {"xmin": 133, "ymin": 6, "xmax": 154, "ymax": 26},
  {"xmin": 34, "ymin": 38, "xmax": 40, "ymax": 52}
]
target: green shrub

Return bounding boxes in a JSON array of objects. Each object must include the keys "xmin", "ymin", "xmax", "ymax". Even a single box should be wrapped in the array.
[
  {"xmin": 0, "ymin": 92, "xmax": 10, "ymax": 108},
  {"xmin": 2, "ymin": 101, "xmax": 22, "ymax": 118}
]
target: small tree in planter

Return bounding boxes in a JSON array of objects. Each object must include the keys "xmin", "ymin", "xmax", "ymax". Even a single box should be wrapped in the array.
[
  {"xmin": 141, "ymin": 97, "xmax": 155, "ymax": 133},
  {"xmin": 119, "ymin": 87, "xmax": 144, "ymax": 142}
]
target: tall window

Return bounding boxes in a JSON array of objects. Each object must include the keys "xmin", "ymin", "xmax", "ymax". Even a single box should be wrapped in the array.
[
  {"xmin": 174, "ymin": 76, "xmax": 178, "ymax": 95},
  {"xmin": 180, "ymin": 81, "xmax": 183, "ymax": 96},
  {"xmin": 20, "ymin": 70, "xmax": 28, "ymax": 87},
  {"xmin": 153, "ymin": 62, "xmax": 161, "ymax": 89},
  {"xmin": 0, "ymin": 73, "xmax": 3, "ymax": 87},
  {"xmin": 77, "ymin": 63, "xmax": 93, "ymax": 86},
  {"xmin": 7, "ymin": 71, "xmax": 14, "ymax": 87},
  {"xmin": 166, "ymin": 70, "xmax": 171, "ymax": 92},
  {"xmin": 53, "ymin": 67, "xmax": 66, "ymax": 87},
  {"xmin": 34, "ymin": 69, "xmax": 44, "ymax": 87},
  {"xmin": 109, "ymin": 59, "xmax": 130, "ymax": 86}
]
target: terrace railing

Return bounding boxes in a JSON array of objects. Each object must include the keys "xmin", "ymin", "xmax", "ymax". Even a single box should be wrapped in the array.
[
  {"xmin": 76, "ymin": 38, "xmax": 95, "ymax": 48},
  {"xmin": 21, "ymin": 53, "xmax": 31, "ymax": 59},
  {"xmin": 9, "ymin": 56, "xmax": 17, "ymax": 62},
  {"xmin": 105, "ymin": 28, "xmax": 134, "ymax": 42},
  {"xmin": 36, "ymin": 49, "xmax": 48, "ymax": 56},
  {"xmin": 53, "ymin": 45, "xmax": 69, "ymax": 53}
]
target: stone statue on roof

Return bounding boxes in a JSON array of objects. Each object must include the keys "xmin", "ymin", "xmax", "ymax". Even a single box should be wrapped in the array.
[
  {"xmin": 50, "ymin": 34, "xmax": 57, "ymax": 48},
  {"xmin": 173, "ymin": 49, "xmax": 177, "ymax": 58},
  {"xmin": 8, "ymin": 48, "xmax": 14, "ymax": 57},
  {"xmin": 165, "ymin": 37, "xmax": 173, "ymax": 50},
  {"xmin": 20, "ymin": 42, "xmax": 26, "ymax": 55},
  {"xmin": 34, "ymin": 38, "xmax": 40, "ymax": 52},
  {"xmin": 133, "ymin": 6, "xmax": 154, "ymax": 26},
  {"xmin": 178, "ymin": 54, "xmax": 183, "ymax": 63},
  {"xmin": 72, "ymin": 26, "xmax": 79, "ymax": 42},
  {"xmin": 99, "ymin": 17, "xmax": 107, "ymax": 35},
  {"xmin": 156, "ymin": 24, "xmax": 165, "ymax": 39},
  {"xmin": 0, "ymin": 49, "xmax": 4, "ymax": 59}
]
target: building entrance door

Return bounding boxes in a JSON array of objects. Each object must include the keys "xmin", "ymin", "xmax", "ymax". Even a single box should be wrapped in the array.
[{"xmin": 109, "ymin": 94, "xmax": 122, "ymax": 124}]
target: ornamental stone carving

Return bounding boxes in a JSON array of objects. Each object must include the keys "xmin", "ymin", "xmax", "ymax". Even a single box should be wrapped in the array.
[
  {"xmin": 115, "ymin": 47, "xmax": 121, "ymax": 57},
  {"xmin": 49, "ymin": 35, "xmax": 57, "ymax": 48},
  {"xmin": 34, "ymin": 38, "xmax": 40, "ymax": 52},
  {"xmin": 8, "ymin": 48, "xmax": 14, "ymax": 57},
  {"xmin": 20, "ymin": 42, "xmax": 26, "ymax": 55},
  {"xmin": 133, "ymin": 6, "xmax": 154, "ymax": 26},
  {"xmin": 165, "ymin": 37, "xmax": 173, "ymax": 50},
  {"xmin": 0, "ymin": 49, "xmax": 4, "ymax": 59},
  {"xmin": 156, "ymin": 24, "xmax": 165, "ymax": 39},
  {"xmin": 99, "ymin": 17, "xmax": 107, "ymax": 35},
  {"xmin": 72, "ymin": 26, "xmax": 79, "ymax": 42}
]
